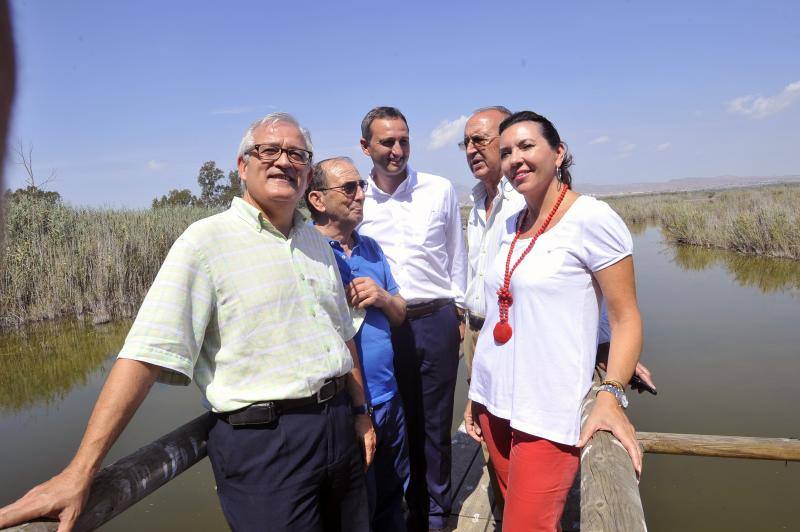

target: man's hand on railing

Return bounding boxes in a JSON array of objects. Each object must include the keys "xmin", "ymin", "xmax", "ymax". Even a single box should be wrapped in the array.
[{"xmin": 0, "ymin": 463, "xmax": 91, "ymax": 532}]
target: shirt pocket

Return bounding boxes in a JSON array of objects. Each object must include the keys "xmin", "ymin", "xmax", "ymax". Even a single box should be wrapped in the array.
[{"xmin": 410, "ymin": 208, "xmax": 446, "ymax": 247}]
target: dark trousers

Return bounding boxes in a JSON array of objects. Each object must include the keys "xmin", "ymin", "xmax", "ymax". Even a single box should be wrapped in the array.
[
  {"xmin": 391, "ymin": 302, "xmax": 461, "ymax": 531},
  {"xmin": 366, "ymin": 393, "xmax": 410, "ymax": 532},
  {"xmin": 207, "ymin": 392, "xmax": 369, "ymax": 532}
]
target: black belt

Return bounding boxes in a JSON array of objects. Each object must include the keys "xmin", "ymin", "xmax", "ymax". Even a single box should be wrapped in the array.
[
  {"xmin": 467, "ymin": 312, "xmax": 485, "ymax": 331},
  {"xmin": 216, "ymin": 376, "xmax": 347, "ymax": 427},
  {"xmin": 406, "ymin": 298, "xmax": 453, "ymax": 320}
]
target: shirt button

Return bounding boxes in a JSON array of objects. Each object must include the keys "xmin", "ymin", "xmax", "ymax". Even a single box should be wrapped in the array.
[
  {"xmin": 311, "ymin": 309, "xmax": 316, "ymax": 317},
  {"xmin": 300, "ymin": 273, "xmax": 306, "ymax": 280}
]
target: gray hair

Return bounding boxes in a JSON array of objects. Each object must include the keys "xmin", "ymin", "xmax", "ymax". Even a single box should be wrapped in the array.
[
  {"xmin": 472, "ymin": 105, "xmax": 513, "ymax": 118},
  {"xmin": 306, "ymin": 156, "xmax": 354, "ymax": 221},
  {"xmin": 237, "ymin": 112, "xmax": 314, "ymax": 165}
]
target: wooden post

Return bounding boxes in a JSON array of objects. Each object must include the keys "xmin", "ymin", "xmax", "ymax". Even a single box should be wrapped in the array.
[
  {"xmin": 3, "ymin": 413, "xmax": 214, "ymax": 532},
  {"xmin": 562, "ymin": 370, "xmax": 646, "ymax": 532}
]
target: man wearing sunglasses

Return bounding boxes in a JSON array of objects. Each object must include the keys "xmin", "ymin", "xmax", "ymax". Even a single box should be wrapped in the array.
[
  {"xmin": 307, "ymin": 157, "xmax": 410, "ymax": 532},
  {"xmin": 0, "ymin": 113, "xmax": 375, "ymax": 532},
  {"xmin": 357, "ymin": 106, "xmax": 467, "ymax": 532}
]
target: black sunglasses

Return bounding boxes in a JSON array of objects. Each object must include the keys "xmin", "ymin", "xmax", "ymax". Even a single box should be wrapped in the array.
[{"xmin": 316, "ymin": 180, "xmax": 368, "ymax": 196}]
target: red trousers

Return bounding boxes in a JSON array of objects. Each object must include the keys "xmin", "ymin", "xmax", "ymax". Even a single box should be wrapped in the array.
[{"xmin": 476, "ymin": 403, "xmax": 579, "ymax": 532}]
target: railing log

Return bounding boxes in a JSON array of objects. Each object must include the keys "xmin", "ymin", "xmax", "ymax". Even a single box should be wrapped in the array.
[
  {"xmin": 3, "ymin": 413, "xmax": 214, "ymax": 532},
  {"xmin": 562, "ymin": 370, "xmax": 647, "ymax": 532},
  {"xmin": 637, "ymin": 432, "xmax": 800, "ymax": 461},
  {"xmin": 5, "ymin": 392, "xmax": 798, "ymax": 531}
]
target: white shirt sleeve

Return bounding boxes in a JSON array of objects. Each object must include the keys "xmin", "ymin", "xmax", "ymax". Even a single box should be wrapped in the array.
[
  {"xmin": 444, "ymin": 182, "xmax": 468, "ymax": 306},
  {"xmin": 581, "ymin": 200, "xmax": 633, "ymax": 272}
]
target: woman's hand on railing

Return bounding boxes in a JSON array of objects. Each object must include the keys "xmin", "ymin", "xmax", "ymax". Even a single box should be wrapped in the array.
[
  {"xmin": 463, "ymin": 399, "xmax": 483, "ymax": 444},
  {"xmin": 0, "ymin": 463, "xmax": 92, "ymax": 532},
  {"xmin": 577, "ymin": 392, "xmax": 643, "ymax": 477}
]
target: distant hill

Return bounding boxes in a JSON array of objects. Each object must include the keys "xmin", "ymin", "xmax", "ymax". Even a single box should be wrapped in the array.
[
  {"xmin": 456, "ymin": 175, "xmax": 800, "ymax": 205},
  {"xmin": 575, "ymin": 175, "xmax": 800, "ymax": 197}
]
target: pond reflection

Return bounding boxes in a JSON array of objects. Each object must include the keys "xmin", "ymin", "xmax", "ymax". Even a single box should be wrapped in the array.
[
  {"xmin": 668, "ymin": 238, "xmax": 800, "ymax": 294},
  {"xmin": 0, "ymin": 320, "xmax": 129, "ymax": 413},
  {"xmin": 627, "ymin": 220, "xmax": 648, "ymax": 236}
]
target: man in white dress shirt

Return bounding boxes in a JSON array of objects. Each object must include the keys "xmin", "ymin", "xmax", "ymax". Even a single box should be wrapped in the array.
[
  {"xmin": 460, "ymin": 106, "xmax": 524, "ymax": 380},
  {"xmin": 357, "ymin": 106, "xmax": 467, "ymax": 532},
  {"xmin": 459, "ymin": 106, "xmax": 522, "ymax": 513}
]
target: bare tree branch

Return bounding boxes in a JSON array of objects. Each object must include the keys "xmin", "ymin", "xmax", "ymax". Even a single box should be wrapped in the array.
[{"xmin": 14, "ymin": 140, "xmax": 56, "ymax": 189}]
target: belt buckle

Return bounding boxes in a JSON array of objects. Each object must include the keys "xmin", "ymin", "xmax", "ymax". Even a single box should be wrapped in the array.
[{"xmin": 316, "ymin": 379, "xmax": 337, "ymax": 403}]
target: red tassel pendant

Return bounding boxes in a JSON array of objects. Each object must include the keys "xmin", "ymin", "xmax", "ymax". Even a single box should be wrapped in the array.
[
  {"xmin": 493, "ymin": 185, "xmax": 568, "ymax": 347},
  {"xmin": 493, "ymin": 321, "xmax": 512, "ymax": 344}
]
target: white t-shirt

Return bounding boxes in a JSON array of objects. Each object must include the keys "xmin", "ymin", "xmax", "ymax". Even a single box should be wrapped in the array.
[{"xmin": 468, "ymin": 195, "xmax": 633, "ymax": 446}]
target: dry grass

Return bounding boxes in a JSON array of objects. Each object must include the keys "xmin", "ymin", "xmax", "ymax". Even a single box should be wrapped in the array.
[
  {"xmin": 0, "ymin": 196, "xmax": 215, "ymax": 327},
  {"xmin": 605, "ymin": 184, "xmax": 800, "ymax": 260}
]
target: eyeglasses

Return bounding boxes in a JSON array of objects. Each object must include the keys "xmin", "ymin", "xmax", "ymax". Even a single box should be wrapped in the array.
[
  {"xmin": 458, "ymin": 135, "xmax": 498, "ymax": 150},
  {"xmin": 316, "ymin": 180, "xmax": 368, "ymax": 197},
  {"xmin": 251, "ymin": 144, "xmax": 313, "ymax": 165}
]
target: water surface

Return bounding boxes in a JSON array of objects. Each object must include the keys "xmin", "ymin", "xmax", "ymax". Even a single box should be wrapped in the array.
[{"xmin": 1, "ymin": 227, "xmax": 798, "ymax": 531}]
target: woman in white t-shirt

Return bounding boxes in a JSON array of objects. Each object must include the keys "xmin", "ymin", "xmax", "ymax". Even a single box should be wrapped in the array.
[{"xmin": 465, "ymin": 111, "xmax": 643, "ymax": 531}]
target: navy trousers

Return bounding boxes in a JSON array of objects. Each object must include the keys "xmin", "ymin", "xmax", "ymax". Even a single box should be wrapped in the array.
[
  {"xmin": 366, "ymin": 393, "xmax": 410, "ymax": 532},
  {"xmin": 391, "ymin": 302, "xmax": 461, "ymax": 531},
  {"xmin": 207, "ymin": 392, "xmax": 370, "ymax": 532}
]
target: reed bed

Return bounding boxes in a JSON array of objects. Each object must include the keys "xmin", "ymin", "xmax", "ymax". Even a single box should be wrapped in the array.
[
  {"xmin": 1, "ymin": 184, "xmax": 797, "ymax": 327},
  {"xmin": 606, "ymin": 184, "xmax": 800, "ymax": 260},
  {"xmin": 0, "ymin": 196, "xmax": 215, "ymax": 327}
]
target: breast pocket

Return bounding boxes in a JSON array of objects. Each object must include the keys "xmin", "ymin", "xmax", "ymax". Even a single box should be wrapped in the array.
[{"xmin": 410, "ymin": 209, "xmax": 446, "ymax": 247}]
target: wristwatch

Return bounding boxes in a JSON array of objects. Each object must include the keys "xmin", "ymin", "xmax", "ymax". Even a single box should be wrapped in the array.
[
  {"xmin": 352, "ymin": 403, "xmax": 373, "ymax": 417},
  {"xmin": 597, "ymin": 384, "xmax": 629, "ymax": 409}
]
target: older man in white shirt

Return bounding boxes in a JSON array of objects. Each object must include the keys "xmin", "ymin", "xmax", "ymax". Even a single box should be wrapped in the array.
[
  {"xmin": 357, "ymin": 106, "xmax": 467, "ymax": 532},
  {"xmin": 460, "ymin": 107, "xmax": 525, "ymax": 379}
]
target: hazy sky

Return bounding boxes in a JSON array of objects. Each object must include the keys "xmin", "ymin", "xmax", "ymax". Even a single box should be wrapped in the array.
[{"xmin": 5, "ymin": 0, "xmax": 800, "ymax": 207}]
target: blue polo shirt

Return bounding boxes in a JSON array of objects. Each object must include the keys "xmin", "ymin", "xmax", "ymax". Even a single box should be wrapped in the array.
[{"xmin": 327, "ymin": 231, "xmax": 399, "ymax": 406}]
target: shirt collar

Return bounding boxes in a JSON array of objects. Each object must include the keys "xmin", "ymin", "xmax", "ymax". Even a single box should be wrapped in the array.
[
  {"xmin": 324, "ymin": 229, "xmax": 362, "ymax": 250},
  {"xmin": 470, "ymin": 181, "xmax": 488, "ymax": 204},
  {"xmin": 499, "ymin": 177, "xmax": 515, "ymax": 198},
  {"xmin": 470, "ymin": 177, "xmax": 512, "ymax": 205},
  {"xmin": 367, "ymin": 165, "xmax": 417, "ymax": 198},
  {"xmin": 230, "ymin": 197, "xmax": 306, "ymax": 237}
]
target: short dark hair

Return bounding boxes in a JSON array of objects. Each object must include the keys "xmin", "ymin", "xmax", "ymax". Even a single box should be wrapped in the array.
[
  {"xmin": 498, "ymin": 111, "xmax": 574, "ymax": 188},
  {"xmin": 305, "ymin": 157, "xmax": 353, "ymax": 221},
  {"xmin": 360, "ymin": 106, "xmax": 409, "ymax": 143}
]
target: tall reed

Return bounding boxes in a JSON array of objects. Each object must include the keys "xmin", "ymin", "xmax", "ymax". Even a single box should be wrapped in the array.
[
  {"xmin": 606, "ymin": 184, "xmax": 800, "ymax": 260},
  {"xmin": 0, "ymin": 196, "xmax": 215, "ymax": 327}
]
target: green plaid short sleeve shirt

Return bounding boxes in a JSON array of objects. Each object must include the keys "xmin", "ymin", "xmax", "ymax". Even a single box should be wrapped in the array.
[{"xmin": 118, "ymin": 197, "xmax": 357, "ymax": 412}]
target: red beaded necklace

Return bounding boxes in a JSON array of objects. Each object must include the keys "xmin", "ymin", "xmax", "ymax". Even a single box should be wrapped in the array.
[{"xmin": 493, "ymin": 184, "xmax": 569, "ymax": 344}]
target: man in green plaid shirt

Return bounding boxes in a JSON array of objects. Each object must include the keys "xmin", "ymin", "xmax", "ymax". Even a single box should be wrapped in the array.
[{"xmin": 0, "ymin": 113, "xmax": 376, "ymax": 532}]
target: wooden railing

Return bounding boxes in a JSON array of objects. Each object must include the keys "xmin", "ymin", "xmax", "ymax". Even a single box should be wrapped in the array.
[
  {"xmin": 4, "ymin": 414, "xmax": 214, "ymax": 532},
  {"xmin": 5, "ymin": 372, "xmax": 799, "ymax": 531}
]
